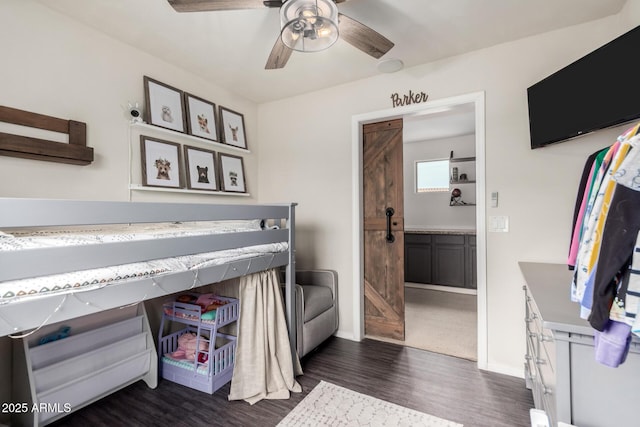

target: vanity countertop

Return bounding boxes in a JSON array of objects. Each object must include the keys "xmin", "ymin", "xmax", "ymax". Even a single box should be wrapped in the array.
[{"xmin": 404, "ymin": 229, "xmax": 476, "ymax": 236}]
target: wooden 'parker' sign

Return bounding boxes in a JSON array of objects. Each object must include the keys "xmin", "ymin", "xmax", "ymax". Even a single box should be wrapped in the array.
[
  {"xmin": 0, "ymin": 106, "xmax": 93, "ymax": 165},
  {"xmin": 390, "ymin": 90, "xmax": 429, "ymax": 108}
]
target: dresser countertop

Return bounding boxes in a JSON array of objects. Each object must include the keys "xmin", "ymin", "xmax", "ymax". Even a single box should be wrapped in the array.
[{"xmin": 518, "ymin": 261, "xmax": 592, "ymax": 335}]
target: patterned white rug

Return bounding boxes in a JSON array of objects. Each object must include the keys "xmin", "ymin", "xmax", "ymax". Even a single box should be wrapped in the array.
[{"xmin": 277, "ymin": 381, "xmax": 463, "ymax": 427}]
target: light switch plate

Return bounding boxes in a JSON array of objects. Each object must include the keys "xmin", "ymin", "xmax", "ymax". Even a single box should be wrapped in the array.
[
  {"xmin": 489, "ymin": 215, "xmax": 509, "ymax": 232},
  {"xmin": 491, "ymin": 191, "xmax": 498, "ymax": 207}
]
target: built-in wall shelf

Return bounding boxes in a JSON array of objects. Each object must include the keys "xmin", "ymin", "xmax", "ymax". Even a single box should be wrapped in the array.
[
  {"xmin": 128, "ymin": 121, "xmax": 252, "ymax": 199},
  {"xmin": 448, "ymin": 151, "xmax": 476, "ymax": 206},
  {"xmin": 450, "ymin": 156, "xmax": 475, "ymax": 163},
  {"xmin": 129, "ymin": 184, "xmax": 250, "ymax": 197},
  {"xmin": 449, "ymin": 150, "xmax": 475, "ymax": 163},
  {"xmin": 130, "ymin": 122, "xmax": 250, "ymax": 154}
]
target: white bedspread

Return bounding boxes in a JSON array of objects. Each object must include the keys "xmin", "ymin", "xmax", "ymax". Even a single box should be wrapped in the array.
[{"xmin": 0, "ymin": 221, "xmax": 287, "ymax": 304}]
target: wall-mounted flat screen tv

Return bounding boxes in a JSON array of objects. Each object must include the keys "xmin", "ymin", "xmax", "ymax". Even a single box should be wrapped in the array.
[{"xmin": 527, "ymin": 25, "xmax": 640, "ymax": 149}]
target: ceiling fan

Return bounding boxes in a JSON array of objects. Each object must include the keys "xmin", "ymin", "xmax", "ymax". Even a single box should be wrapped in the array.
[{"xmin": 167, "ymin": 0, "xmax": 394, "ymax": 69}]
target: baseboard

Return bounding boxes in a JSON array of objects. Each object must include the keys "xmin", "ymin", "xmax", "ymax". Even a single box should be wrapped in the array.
[
  {"xmin": 334, "ymin": 329, "xmax": 357, "ymax": 341},
  {"xmin": 405, "ymin": 282, "xmax": 478, "ymax": 295},
  {"xmin": 333, "ymin": 329, "xmax": 522, "ymax": 379},
  {"xmin": 484, "ymin": 362, "xmax": 524, "ymax": 379}
]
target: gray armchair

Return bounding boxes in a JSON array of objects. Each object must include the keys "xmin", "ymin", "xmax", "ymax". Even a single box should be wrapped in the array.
[{"xmin": 288, "ymin": 270, "xmax": 338, "ymax": 357}]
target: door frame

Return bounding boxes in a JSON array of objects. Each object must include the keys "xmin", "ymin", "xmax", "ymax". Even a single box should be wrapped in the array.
[{"xmin": 351, "ymin": 91, "xmax": 487, "ymax": 369}]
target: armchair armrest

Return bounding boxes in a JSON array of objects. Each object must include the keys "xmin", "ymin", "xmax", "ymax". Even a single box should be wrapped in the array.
[{"xmin": 294, "ymin": 270, "xmax": 337, "ymax": 303}]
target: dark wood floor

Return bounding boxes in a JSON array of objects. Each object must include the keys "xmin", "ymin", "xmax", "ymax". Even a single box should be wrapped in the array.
[{"xmin": 49, "ymin": 337, "xmax": 533, "ymax": 427}]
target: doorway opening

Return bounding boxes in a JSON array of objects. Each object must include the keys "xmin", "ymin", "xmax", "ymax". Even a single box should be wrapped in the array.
[
  {"xmin": 351, "ymin": 92, "xmax": 487, "ymax": 369},
  {"xmin": 402, "ymin": 102, "xmax": 477, "ymax": 360}
]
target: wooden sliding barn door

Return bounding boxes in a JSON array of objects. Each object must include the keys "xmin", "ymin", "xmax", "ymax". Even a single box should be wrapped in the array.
[{"xmin": 363, "ymin": 119, "xmax": 405, "ymax": 341}]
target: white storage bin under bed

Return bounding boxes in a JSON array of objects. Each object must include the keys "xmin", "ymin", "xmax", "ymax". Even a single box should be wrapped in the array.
[{"xmin": 12, "ymin": 303, "xmax": 157, "ymax": 426}]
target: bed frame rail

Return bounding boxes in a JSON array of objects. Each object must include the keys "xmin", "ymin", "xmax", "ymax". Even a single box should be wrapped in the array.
[
  {"xmin": 0, "ymin": 198, "xmax": 298, "ymax": 357},
  {"xmin": 0, "ymin": 198, "xmax": 293, "ymax": 227}
]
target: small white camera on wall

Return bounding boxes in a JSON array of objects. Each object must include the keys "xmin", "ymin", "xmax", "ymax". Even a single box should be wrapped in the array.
[{"xmin": 127, "ymin": 102, "xmax": 143, "ymax": 123}]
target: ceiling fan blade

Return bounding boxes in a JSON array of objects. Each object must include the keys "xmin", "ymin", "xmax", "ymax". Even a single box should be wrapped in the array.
[
  {"xmin": 338, "ymin": 13, "xmax": 394, "ymax": 59},
  {"xmin": 167, "ymin": 0, "xmax": 280, "ymax": 12},
  {"xmin": 265, "ymin": 36, "xmax": 293, "ymax": 69}
]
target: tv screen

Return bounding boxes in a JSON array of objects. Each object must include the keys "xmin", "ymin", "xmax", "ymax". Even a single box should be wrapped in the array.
[{"xmin": 527, "ymin": 25, "xmax": 640, "ymax": 149}]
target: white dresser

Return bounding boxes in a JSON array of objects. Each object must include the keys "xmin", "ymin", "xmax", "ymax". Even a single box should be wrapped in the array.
[{"xmin": 520, "ymin": 262, "xmax": 640, "ymax": 427}]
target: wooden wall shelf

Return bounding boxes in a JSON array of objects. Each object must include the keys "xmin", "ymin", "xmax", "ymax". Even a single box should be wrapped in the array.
[{"xmin": 0, "ymin": 106, "xmax": 93, "ymax": 165}]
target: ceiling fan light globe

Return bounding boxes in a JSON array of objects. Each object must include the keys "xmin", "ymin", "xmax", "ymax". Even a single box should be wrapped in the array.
[{"xmin": 280, "ymin": 0, "xmax": 338, "ymax": 52}]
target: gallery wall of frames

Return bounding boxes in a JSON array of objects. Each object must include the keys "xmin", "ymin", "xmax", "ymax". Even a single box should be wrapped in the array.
[{"xmin": 131, "ymin": 76, "xmax": 249, "ymax": 195}]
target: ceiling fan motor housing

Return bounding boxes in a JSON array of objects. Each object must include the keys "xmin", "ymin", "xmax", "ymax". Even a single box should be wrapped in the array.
[{"xmin": 280, "ymin": 0, "xmax": 339, "ymax": 52}]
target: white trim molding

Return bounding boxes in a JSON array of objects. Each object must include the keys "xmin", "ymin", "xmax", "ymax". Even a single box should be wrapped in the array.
[{"xmin": 351, "ymin": 91, "xmax": 488, "ymax": 370}]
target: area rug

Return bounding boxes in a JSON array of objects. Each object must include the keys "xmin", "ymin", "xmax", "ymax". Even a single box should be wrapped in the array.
[{"xmin": 277, "ymin": 381, "xmax": 462, "ymax": 427}]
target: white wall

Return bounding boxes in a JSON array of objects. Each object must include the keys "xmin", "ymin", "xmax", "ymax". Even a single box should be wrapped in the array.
[
  {"xmin": 0, "ymin": 0, "xmax": 259, "ymax": 204},
  {"xmin": 258, "ymin": 8, "xmax": 640, "ymax": 375},
  {"xmin": 404, "ymin": 134, "xmax": 476, "ymax": 230},
  {"xmin": 0, "ymin": 0, "xmax": 260, "ymax": 417},
  {"xmin": 1, "ymin": 3, "xmax": 639, "ymax": 413}
]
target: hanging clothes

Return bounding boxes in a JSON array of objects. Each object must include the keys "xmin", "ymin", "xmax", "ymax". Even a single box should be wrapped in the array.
[
  {"xmin": 627, "ymin": 232, "xmax": 640, "ymax": 335},
  {"xmin": 568, "ymin": 148, "xmax": 606, "ymax": 269},
  {"xmin": 567, "ymin": 123, "xmax": 640, "ymax": 367},
  {"xmin": 589, "ymin": 134, "xmax": 640, "ymax": 330},
  {"xmin": 572, "ymin": 139, "xmax": 628, "ymax": 307}
]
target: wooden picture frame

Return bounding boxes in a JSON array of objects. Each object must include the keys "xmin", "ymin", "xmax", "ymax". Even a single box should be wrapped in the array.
[
  {"xmin": 185, "ymin": 93, "xmax": 218, "ymax": 141},
  {"xmin": 143, "ymin": 76, "xmax": 186, "ymax": 133},
  {"xmin": 184, "ymin": 145, "xmax": 218, "ymax": 191},
  {"xmin": 140, "ymin": 136, "xmax": 183, "ymax": 188},
  {"xmin": 219, "ymin": 153, "xmax": 247, "ymax": 193},
  {"xmin": 219, "ymin": 106, "xmax": 248, "ymax": 149}
]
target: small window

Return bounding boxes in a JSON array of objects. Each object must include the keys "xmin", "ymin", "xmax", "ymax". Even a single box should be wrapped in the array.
[{"xmin": 416, "ymin": 159, "xmax": 450, "ymax": 193}]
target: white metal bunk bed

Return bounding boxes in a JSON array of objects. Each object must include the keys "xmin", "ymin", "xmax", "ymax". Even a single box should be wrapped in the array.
[{"xmin": 0, "ymin": 198, "xmax": 297, "ymax": 425}]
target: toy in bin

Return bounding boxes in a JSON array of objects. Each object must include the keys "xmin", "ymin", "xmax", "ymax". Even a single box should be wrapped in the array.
[
  {"xmin": 167, "ymin": 332, "xmax": 209, "ymax": 364},
  {"xmin": 165, "ymin": 293, "xmax": 230, "ymax": 321},
  {"xmin": 39, "ymin": 325, "xmax": 71, "ymax": 345}
]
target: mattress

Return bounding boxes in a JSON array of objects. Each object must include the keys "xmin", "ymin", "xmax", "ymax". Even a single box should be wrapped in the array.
[{"xmin": 0, "ymin": 221, "xmax": 287, "ymax": 305}]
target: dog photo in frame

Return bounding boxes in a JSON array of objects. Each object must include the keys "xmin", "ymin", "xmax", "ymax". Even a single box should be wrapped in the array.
[
  {"xmin": 219, "ymin": 153, "xmax": 247, "ymax": 193},
  {"xmin": 219, "ymin": 106, "xmax": 247, "ymax": 149},
  {"xmin": 140, "ymin": 136, "xmax": 183, "ymax": 188},
  {"xmin": 184, "ymin": 145, "xmax": 218, "ymax": 191},
  {"xmin": 144, "ymin": 76, "xmax": 186, "ymax": 133}
]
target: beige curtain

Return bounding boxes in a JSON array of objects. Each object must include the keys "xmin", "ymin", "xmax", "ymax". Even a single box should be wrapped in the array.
[{"xmin": 228, "ymin": 269, "xmax": 302, "ymax": 404}]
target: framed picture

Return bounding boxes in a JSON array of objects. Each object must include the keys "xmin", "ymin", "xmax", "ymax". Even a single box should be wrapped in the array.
[
  {"xmin": 185, "ymin": 93, "xmax": 218, "ymax": 141},
  {"xmin": 184, "ymin": 145, "xmax": 218, "ymax": 191},
  {"xmin": 143, "ymin": 76, "xmax": 186, "ymax": 133},
  {"xmin": 219, "ymin": 106, "xmax": 248, "ymax": 149},
  {"xmin": 140, "ymin": 136, "xmax": 183, "ymax": 188},
  {"xmin": 219, "ymin": 153, "xmax": 247, "ymax": 193}
]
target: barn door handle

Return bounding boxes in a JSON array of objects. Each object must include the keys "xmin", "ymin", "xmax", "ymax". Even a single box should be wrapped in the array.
[{"xmin": 386, "ymin": 207, "xmax": 395, "ymax": 243}]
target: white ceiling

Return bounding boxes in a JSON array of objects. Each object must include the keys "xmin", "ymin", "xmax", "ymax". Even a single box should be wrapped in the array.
[
  {"xmin": 37, "ymin": 0, "xmax": 626, "ymax": 104},
  {"xmin": 403, "ymin": 103, "xmax": 476, "ymax": 143}
]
